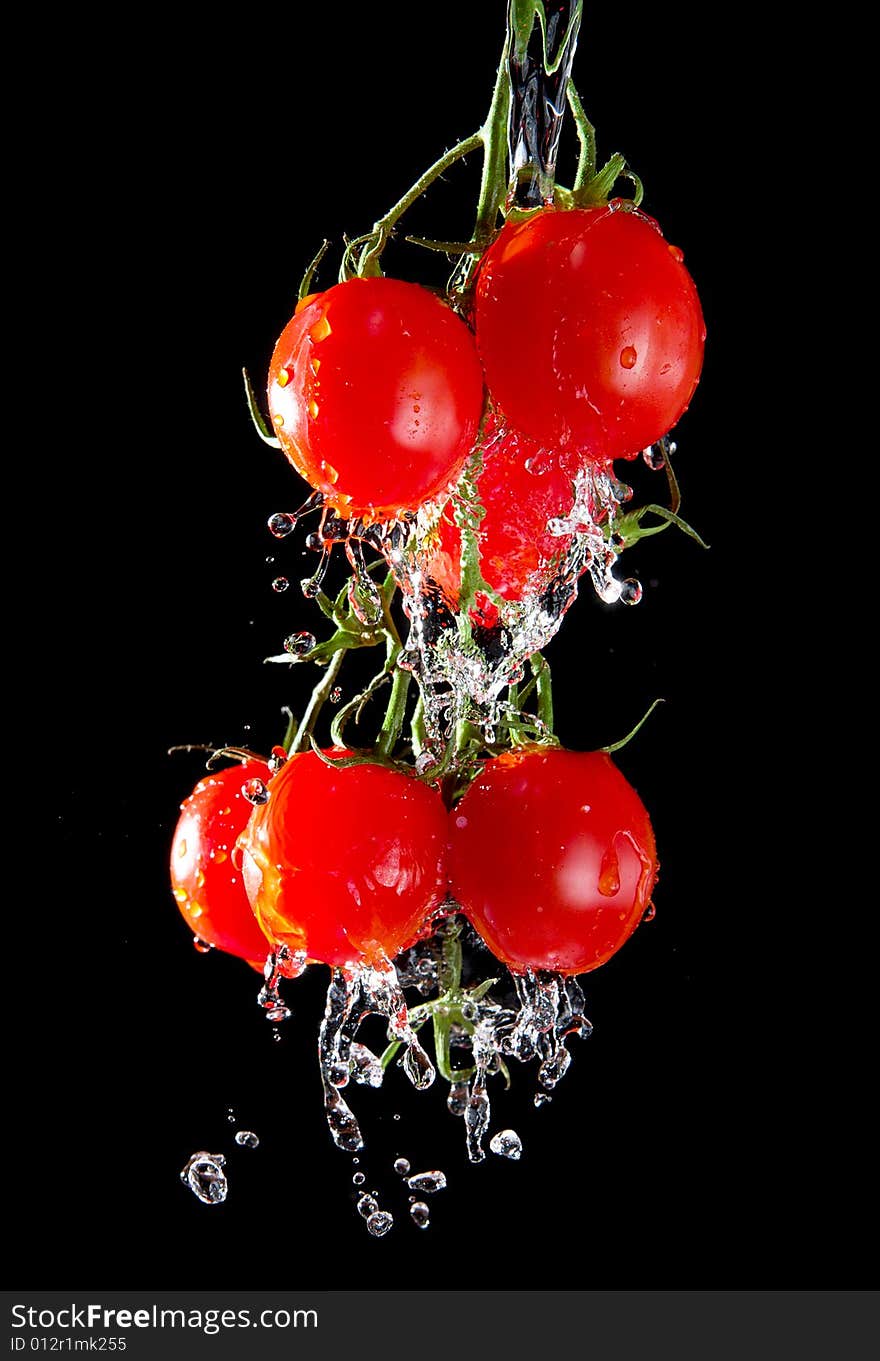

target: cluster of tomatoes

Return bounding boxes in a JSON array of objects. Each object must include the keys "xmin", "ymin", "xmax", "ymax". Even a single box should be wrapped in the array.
[
  {"xmin": 171, "ymin": 195, "xmax": 704, "ymax": 986},
  {"xmin": 171, "ymin": 744, "xmax": 657, "ymax": 978},
  {"xmin": 267, "ymin": 199, "xmax": 704, "ymax": 605}
]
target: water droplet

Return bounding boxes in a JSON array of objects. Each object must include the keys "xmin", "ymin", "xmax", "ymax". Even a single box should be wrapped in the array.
[
  {"xmin": 642, "ymin": 444, "xmax": 666, "ymax": 470},
  {"xmin": 352, "ymin": 1171, "xmax": 366, "ymax": 1186},
  {"xmin": 619, "ymin": 345, "xmax": 638, "ymax": 369},
  {"xmin": 226, "ymin": 1107, "xmax": 236, "ymax": 1124},
  {"xmin": 393, "ymin": 1157, "xmax": 411, "ymax": 1177},
  {"xmin": 357, "ymin": 1193, "xmax": 379, "ymax": 1219},
  {"xmin": 268, "ymin": 745, "xmax": 288, "ymax": 774},
  {"xmin": 266, "ymin": 511, "xmax": 297, "ymax": 536},
  {"xmin": 271, "ymin": 576, "xmax": 289, "ymax": 593},
  {"xmin": 283, "ymin": 631, "xmax": 316, "ymax": 658},
  {"xmin": 668, "ymin": 244, "xmax": 684, "ymax": 263},
  {"xmin": 642, "ymin": 902, "xmax": 657, "ymax": 923},
  {"xmin": 620, "ymin": 578, "xmax": 642, "ymax": 606},
  {"xmin": 366, "ymin": 1210, "xmax": 394, "ymax": 1237},
  {"xmin": 242, "ymin": 777, "xmax": 270, "ymax": 806},
  {"xmin": 272, "ymin": 413, "xmax": 285, "ymax": 428},
  {"xmin": 193, "ymin": 936, "xmax": 213, "ymax": 954},
  {"xmin": 447, "ymin": 1081, "xmax": 468, "ymax": 1117},
  {"xmin": 180, "ymin": 1152, "xmax": 227, "ymax": 1206},
  {"xmin": 234, "ymin": 1130, "xmax": 259, "ymax": 1149},
  {"xmin": 410, "ymin": 1201, "xmax": 430, "ymax": 1229},
  {"xmin": 406, "ymin": 1170, "xmax": 447, "ymax": 1194},
  {"xmin": 598, "ymin": 845, "xmax": 621, "ymax": 896},
  {"xmin": 534, "ymin": 1092, "xmax": 552, "ymax": 1107},
  {"xmin": 489, "ymin": 1129, "xmax": 523, "ymax": 1160},
  {"xmin": 330, "ymin": 686, "xmax": 342, "ymax": 703}
]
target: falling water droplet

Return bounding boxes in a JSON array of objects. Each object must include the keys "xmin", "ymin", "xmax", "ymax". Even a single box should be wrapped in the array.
[
  {"xmin": 406, "ymin": 1170, "xmax": 447, "ymax": 1194},
  {"xmin": 352, "ymin": 1171, "xmax": 366, "ymax": 1186},
  {"xmin": 283, "ymin": 632, "xmax": 316, "ymax": 658},
  {"xmin": 393, "ymin": 1157, "xmax": 411, "ymax": 1177},
  {"xmin": 268, "ymin": 512, "xmax": 297, "ymax": 538},
  {"xmin": 447, "ymin": 1081, "xmax": 468, "ymax": 1117},
  {"xmin": 242, "ymin": 778, "xmax": 270, "ymax": 806},
  {"xmin": 642, "ymin": 444, "xmax": 666, "ymax": 470},
  {"xmin": 180, "ymin": 1152, "xmax": 227, "ymax": 1205},
  {"xmin": 410, "ymin": 1201, "xmax": 430, "ymax": 1229},
  {"xmin": 620, "ymin": 578, "xmax": 642, "ymax": 606},
  {"xmin": 366, "ymin": 1210, "xmax": 394, "ymax": 1237},
  {"xmin": 489, "ymin": 1129, "xmax": 523, "ymax": 1160},
  {"xmin": 356, "ymin": 1193, "xmax": 379, "ymax": 1219},
  {"xmin": 234, "ymin": 1130, "xmax": 260, "ymax": 1149},
  {"xmin": 271, "ymin": 577, "xmax": 289, "ymax": 593}
]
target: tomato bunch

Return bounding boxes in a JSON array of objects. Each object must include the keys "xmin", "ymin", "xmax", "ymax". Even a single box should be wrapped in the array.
[{"xmin": 171, "ymin": 745, "xmax": 656, "ymax": 978}]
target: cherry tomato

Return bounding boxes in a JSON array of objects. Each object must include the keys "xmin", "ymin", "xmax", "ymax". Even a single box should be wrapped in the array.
[
  {"xmin": 449, "ymin": 746, "xmax": 657, "ymax": 975},
  {"xmin": 267, "ymin": 277, "xmax": 485, "ymax": 521},
  {"xmin": 425, "ymin": 417, "xmax": 590, "ymax": 610},
  {"xmin": 170, "ymin": 760, "xmax": 274, "ymax": 970},
  {"xmin": 240, "ymin": 750, "xmax": 449, "ymax": 969},
  {"xmin": 474, "ymin": 202, "xmax": 705, "ymax": 463}
]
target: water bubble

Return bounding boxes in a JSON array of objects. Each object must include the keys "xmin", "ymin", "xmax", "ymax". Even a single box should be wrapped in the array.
[
  {"xmin": 234, "ymin": 1130, "xmax": 259, "ymax": 1149},
  {"xmin": 242, "ymin": 777, "xmax": 270, "ymax": 806},
  {"xmin": 352, "ymin": 1172, "xmax": 366, "ymax": 1186},
  {"xmin": 268, "ymin": 512, "xmax": 297, "ymax": 538},
  {"xmin": 180, "ymin": 1152, "xmax": 227, "ymax": 1206},
  {"xmin": 356, "ymin": 1193, "xmax": 379, "ymax": 1219},
  {"xmin": 406, "ymin": 1170, "xmax": 447, "ymax": 1194},
  {"xmin": 489, "ymin": 1129, "xmax": 523, "ymax": 1160},
  {"xmin": 410, "ymin": 1201, "xmax": 430, "ymax": 1229},
  {"xmin": 620, "ymin": 578, "xmax": 643, "ymax": 606},
  {"xmin": 193, "ymin": 936, "xmax": 213, "ymax": 954},
  {"xmin": 271, "ymin": 577, "xmax": 289, "ymax": 593},
  {"xmin": 366, "ymin": 1210, "xmax": 394, "ymax": 1238},
  {"xmin": 283, "ymin": 632, "xmax": 316, "ymax": 658},
  {"xmin": 447, "ymin": 1081, "xmax": 468, "ymax": 1117},
  {"xmin": 393, "ymin": 1157, "xmax": 411, "ymax": 1177}
]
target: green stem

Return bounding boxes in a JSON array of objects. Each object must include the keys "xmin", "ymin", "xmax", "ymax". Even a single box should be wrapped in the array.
[
  {"xmin": 567, "ymin": 80, "xmax": 596, "ymax": 190},
  {"xmin": 355, "ymin": 132, "xmax": 484, "ymax": 278},
  {"xmin": 375, "ymin": 644, "xmax": 410, "ymax": 758},
  {"xmin": 291, "ymin": 650, "xmax": 345, "ymax": 755},
  {"xmin": 530, "ymin": 652, "xmax": 554, "ymax": 731}
]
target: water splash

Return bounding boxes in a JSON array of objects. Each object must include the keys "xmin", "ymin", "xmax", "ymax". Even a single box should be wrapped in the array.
[
  {"xmin": 489, "ymin": 1129, "xmax": 523, "ymax": 1160},
  {"xmin": 370, "ymin": 426, "xmax": 632, "ymax": 745}
]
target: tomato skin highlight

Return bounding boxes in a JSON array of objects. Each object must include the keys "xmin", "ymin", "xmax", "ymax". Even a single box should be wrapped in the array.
[
  {"xmin": 267, "ymin": 276, "xmax": 485, "ymax": 520},
  {"xmin": 449, "ymin": 747, "xmax": 657, "ymax": 975},
  {"xmin": 474, "ymin": 203, "xmax": 705, "ymax": 463},
  {"xmin": 240, "ymin": 751, "xmax": 450, "ymax": 969},
  {"xmin": 170, "ymin": 760, "xmax": 274, "ymax": 970}
]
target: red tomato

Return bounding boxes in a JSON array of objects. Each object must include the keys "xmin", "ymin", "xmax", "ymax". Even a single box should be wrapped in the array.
[
  {"xmin": 425, "ymin": 418, "xmax": 587, "ymax": 609},
  {"xmin": 474, "ymin": 203, "xmax": 705, "ymax": 463},
  {"xmin": 240, "ymin": 751, "xmax": 449, "ymax": 969},
  {"xmin": 170, "ymin": 760, "xmax": 274, "ymax": 970},
  {"xmin": 267, "ymin": 277, "xmax": 485, "ymax": 521},
  {"xmin": 449, "ymin": 746, "xmax": 657, "ymax": 975}
]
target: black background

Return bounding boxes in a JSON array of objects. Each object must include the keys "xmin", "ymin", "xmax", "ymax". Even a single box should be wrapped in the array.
[{"xmin": 12, "ymin": 3, "xmax": 866, "ymax": 1289}]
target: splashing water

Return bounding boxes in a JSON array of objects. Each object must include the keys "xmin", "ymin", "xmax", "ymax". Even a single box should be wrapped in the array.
[{"xmin": 364, "ymin": 428, "xmax": 632, "ymax": 745}]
